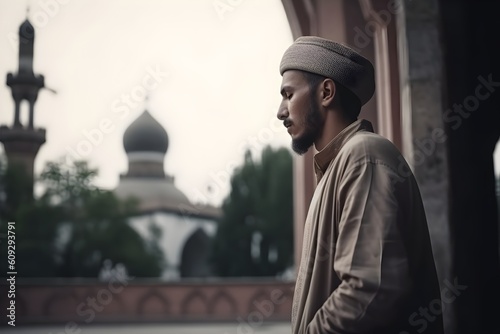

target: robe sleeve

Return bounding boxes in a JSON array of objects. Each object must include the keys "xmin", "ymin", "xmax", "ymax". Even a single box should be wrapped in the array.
[{"xmin": 305, "ymin": 160, "xmax": 412, "ymax": 333}]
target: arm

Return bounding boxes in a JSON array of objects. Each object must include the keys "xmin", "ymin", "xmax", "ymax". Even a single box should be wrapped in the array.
[{"xmin": 307, "ymin": 161, "xmax": 412, "ymax": 333}]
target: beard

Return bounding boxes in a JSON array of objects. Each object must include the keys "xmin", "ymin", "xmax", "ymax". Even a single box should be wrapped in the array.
[{"xmin": 291, "ymin": 98, "xmax": 323, "ymax": 155}]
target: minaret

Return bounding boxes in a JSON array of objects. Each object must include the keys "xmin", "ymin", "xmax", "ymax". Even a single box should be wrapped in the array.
[{"xmin": 0, "ymin": 18, "xmax": 46, "ymax": 196}]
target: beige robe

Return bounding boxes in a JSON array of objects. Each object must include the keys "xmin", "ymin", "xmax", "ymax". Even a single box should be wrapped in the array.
[{"xmin": 292, "ymin": 119, "xmax": 443, "ymax": 334}]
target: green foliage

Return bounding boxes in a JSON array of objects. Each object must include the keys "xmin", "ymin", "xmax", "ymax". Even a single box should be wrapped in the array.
[
  {"xmin": 211, "ymin": 146, "xmax": 294, "ymax": 277},
  {"xmin": 2, "ymin": 161, "xmax": 33, "ymax": 220},
  {"xmin": 0, "ymin": 158, "xmax": 164, "ymax": 278}
]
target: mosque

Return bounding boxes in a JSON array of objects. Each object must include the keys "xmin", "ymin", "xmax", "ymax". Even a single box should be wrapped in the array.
[
  {"xmin": 115, "ymin": 109, "xmax": 221, "ymax": 279},
  {"xmin": 0, "ymin": 18, "xmax": 221, "ymax": 281}
]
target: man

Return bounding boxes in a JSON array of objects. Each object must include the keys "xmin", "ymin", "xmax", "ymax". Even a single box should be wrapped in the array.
[{"xmin": 278, "ymin": 36, "xmax": 443, "ymax": 334}]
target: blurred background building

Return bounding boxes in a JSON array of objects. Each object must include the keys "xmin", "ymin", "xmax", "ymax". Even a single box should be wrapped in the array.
[
  {"xmin": 0, "ymin": 19, "xmax": 46, "ymax": 199},
  {"xmin": 115, "ymin": 108, "xmax": 220, "ymax": 279},
  {"xmin": 0, "ymin": 1, "xmax": 499, "ymax": 334}
]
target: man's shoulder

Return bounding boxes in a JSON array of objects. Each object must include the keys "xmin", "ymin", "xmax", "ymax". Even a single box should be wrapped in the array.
[
  {"xmin": 342, "ymin": 130, "xmax": 399, "ymax": 154},
  {"xmin": 337, "ymin": 130, "xmax": 404, "ymax": 169}
]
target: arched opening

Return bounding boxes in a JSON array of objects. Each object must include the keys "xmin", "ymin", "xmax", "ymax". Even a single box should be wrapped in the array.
[
  {"xmin": 180, "ymin": 228, "xmax": 211, "ymax": 278},
  {"xmin": 18, "ymin": 100, "xmax": 30, "ymax": 127}
]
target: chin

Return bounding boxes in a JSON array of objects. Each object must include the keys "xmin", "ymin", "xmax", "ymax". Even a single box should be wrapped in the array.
[
  {"xmin": 291, "ymin": 138, "xmax": 313, "ymax": 155},
  {"xmin": 291, "ymin": 129, "xmax": 317, "ymax": 155}
]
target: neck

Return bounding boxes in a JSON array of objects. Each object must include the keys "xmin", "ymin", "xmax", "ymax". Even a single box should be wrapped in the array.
[{"xmin": 314, "ymin": 110, "xmax": 353, "ymax": 151}]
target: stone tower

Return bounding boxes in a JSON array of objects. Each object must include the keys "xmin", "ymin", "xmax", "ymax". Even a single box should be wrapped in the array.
[{"xmin": 0, "ymin": 19, "xmax": 46, "ymax": 196}]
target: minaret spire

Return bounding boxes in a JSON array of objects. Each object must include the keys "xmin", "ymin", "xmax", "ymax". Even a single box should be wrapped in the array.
[
  {"xmin": 7, "ymin": 18, "xmax": 44, "ymax": 128},
  {"xmin": 0, "ymin": 17, "xmax": 47, "ymax": 199}
]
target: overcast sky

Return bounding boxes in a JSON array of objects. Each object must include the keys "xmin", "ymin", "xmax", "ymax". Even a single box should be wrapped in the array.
[
  {"xmin": 0, "ymin": 0, "xmax": 294, "ymax": 206},
  {"xmin": 1, "ymin": 0, "xmax": 499, "ymax": 207}
]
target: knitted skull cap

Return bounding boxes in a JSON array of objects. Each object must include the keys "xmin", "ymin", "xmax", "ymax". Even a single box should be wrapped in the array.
[{"xmin": 280, "ymin": 36, "xmax": 375, "ymax": 106}]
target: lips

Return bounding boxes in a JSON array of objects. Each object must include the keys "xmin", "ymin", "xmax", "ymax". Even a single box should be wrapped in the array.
[{"xmin": 283, "ymin": 120, "xmax": 293, "ymax": 135}]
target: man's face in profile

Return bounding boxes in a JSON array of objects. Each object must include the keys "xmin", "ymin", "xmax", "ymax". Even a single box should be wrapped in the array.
[{"xmin": 278, "ymin": 70, "xmax": 323, "ymax": 155}]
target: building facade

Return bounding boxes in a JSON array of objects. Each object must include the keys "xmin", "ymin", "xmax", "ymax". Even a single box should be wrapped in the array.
[{"xmin": 115, "ymin": 109, "xmax": 221, "ymax": 279}]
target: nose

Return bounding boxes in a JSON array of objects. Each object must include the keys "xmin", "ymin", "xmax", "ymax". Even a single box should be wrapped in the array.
[{"xmin": 277, "ymin": 104, "xmax": 289, "ymax": 121}]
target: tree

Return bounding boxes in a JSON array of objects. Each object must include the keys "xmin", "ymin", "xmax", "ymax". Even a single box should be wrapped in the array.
[
  {"xmin": 211, "ymin": 146, "xmax": 294, "ymax": 277},
  {"xmin": 0, "ymin": 159, "xmax": 165, "ymax": 278}
]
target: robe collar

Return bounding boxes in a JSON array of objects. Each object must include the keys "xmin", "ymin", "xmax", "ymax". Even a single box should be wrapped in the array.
[{"xmin": 313, "ymin": 119, "xmax": 374, "ymax": 183}]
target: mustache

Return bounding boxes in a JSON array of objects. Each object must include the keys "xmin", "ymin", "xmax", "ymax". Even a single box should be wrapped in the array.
[{"xmin": 283, "ymin": 119, "xmax": 292, "ymax": 127}]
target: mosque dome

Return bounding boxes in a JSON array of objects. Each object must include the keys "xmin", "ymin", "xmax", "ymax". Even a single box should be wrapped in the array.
[{"xmin": 123, "ymin": 110, "xmax": 169, "ymax": 153}]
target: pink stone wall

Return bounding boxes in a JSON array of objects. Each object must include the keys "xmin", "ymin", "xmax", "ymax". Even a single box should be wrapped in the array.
[{"xmin": 0, "ymin": 279, "xmax": 294, "ymax": 325}]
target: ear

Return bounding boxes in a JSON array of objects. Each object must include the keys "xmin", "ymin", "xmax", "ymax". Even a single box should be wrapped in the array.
[{"xmin": 320, "ymin": 78, "xmax": 336, "ymax": 108}]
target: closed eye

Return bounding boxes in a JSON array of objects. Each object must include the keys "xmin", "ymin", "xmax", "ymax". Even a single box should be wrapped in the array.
[
  {"xmin": 281, "ymin": 91, "xmax": 292, "ymax": 100},
  {"xmin": 280, "ymin": 86, "xmax": 293, "ymax": 100}
]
